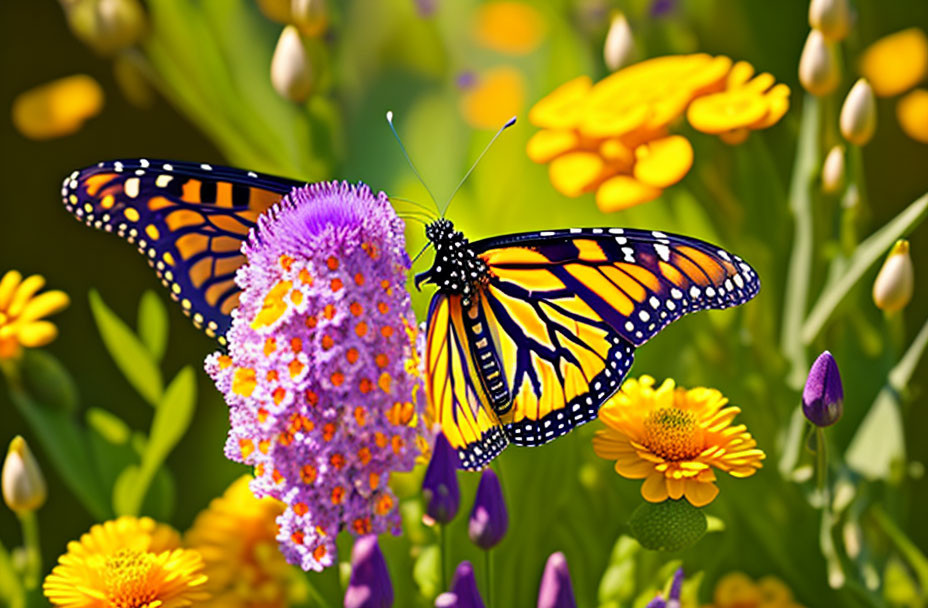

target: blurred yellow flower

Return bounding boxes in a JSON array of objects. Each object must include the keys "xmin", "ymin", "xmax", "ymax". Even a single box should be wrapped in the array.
[
  {"xmin": 704, "ymin": 572, "xmax": 805, "ymax": 608},
  {"xmin": 472, "ymin": 2, "xmax": 546, "ymax": 55},
  {"xmin": 528, "ymin": 55, "xmax": 788, "ymax": 211},
  {"xmin": 460, "ymin": 66, "xmax": 525, "ymax": 129},
  {"xmin": 897, "ymin": 88, "xmax": 928, "ymax": 143},
  {"xmin": 185, "ymin": 476, "xmax": 293, "ymax": 608},
  {"xmin": 859, "ymin": 28, "xmax": 928, "ymax": 98},
  {"xmin": 44, "ymin": 516, "xmax": 209, "ymax": 607},
  {"xmin": 11, "ymin": 75, "xmax": 104, "ymax": 140},
  {"xmin": 593, "ymin": 376, "xmax": 765, "ymax": 507},
  {"xmin": 0, "ymin": 271, "xmax": 69, "ymax": 359},
  {"xmin": 256, "ymin": 0, "xmax": 327, "ymax": 36}
]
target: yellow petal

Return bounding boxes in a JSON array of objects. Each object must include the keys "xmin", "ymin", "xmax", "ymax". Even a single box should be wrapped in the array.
[
  {"xmin": 714, "ymin": 572, "xmax": 761, "ymax": 607},
  {"xmin": 727, "ymin": 60, "xmax": 755, "ymax": 88},
  {"xmin": 687, "ymin": 88, "xmax": 769, "ymax": 134},
  {"xmin": 751, "ymin": 83, "xmax": 791, "ymax": 129},
  {"xmin": 757, "ymin": 576, "xmax": 794, "ymax": 603},
  {"xmin": 719, "ymin": 128, "xmax": 750, "ymax": 145},
  {"xmin": 683, "ymin": 478, "xmax": 719, "ymax": 507},
  {"xmin": 7, "ymin": 275, "xmax": 45, "ymax": 318},
  {"xmin": 580, "ymin": 103, "xmax": 650, "ymax": 139},
  {"xmin": 591, "ymin": 430, "xmax": 627, "ymax": 459},
  {"xmin": 596, "ymin": 175, "xmax": 661, "ymax": 212},
  {"xmin": 641, "ymin": 471, "xmax": 669, "ymax": 503},
  {"xmin": 526, "ymin": 129, "xmax": 579, "ymax": 163},
  {"xmin": 548, "ymin": 151, "xmax": 604, "ymax": 197},
  {"xmin": 0, "ymin": 271, "xmax": 23, "ymax": 310},
  {"xmin": 461, "ymin": 67, "xmax": 525, "ymax": 130},
  {"xmin": 859, "ymin": 28, "xmax": 928, "ymax": 97},
  {"xmin": 666, "ymin": 476, "xmax": 685, "ymax": 500},
  {"xmin": 472, "ymin": 2, "xmax": 546, "ymax": 55},
  {"xmin": 614, "ymin": 455, "xmax": 654, "ymax": 480},
  {"xmin": 528, "ymin": 76, "xmax": 592, "ymax": 129},
  {"xmin": 19, "ymin": 291, "xmax": 70, "ymax": 324},
  {"xmin": 17, "ymin": 321, "xmax": 58, "ymax": 348},
  {"xmin": 897, "ymin": 88, "xmax": 928, "ymax": 144},
  {"xmin": 11, "ymin": 75, "xmax": 104, "ymax": 141},
  {"xmin": 633, "ymin": 135, "xmax": 693, "ymax": 188}
]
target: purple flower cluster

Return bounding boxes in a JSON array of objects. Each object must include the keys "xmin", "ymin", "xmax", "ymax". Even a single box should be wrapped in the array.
[{"xmin": 206, "ymin": 181, "xmax": 423, "ymax": 571}]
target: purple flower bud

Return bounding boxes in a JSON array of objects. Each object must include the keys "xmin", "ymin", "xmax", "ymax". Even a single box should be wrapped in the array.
[
  {"xmin": 537, "ymin": 552, "xmax": 577, "ymax": 608},
  {"xmin": 802, "ymin": 351, "xmax": 844, "ymax": 427},
  {"xmin": 448, "ymin": 561, "xmax": 486, "ymax": 608},
  {"xmin": 344, "ymin": 536, "xmax": 393, "ymax": 608},
  {"xmin": 468, "ymin": 468, "xmax": 508, "ymax": 550},
  {"xmin": 668, "ymin": 568, "xmax": 683, "ymax": 607},
  {"xmin": 435, "ymin": 594, "xmax": 458, "ymax": 607},
  {"xmin": 422, "ymin": 432, "xmax": 460, "ymax": 524},
  {"xmin": 646, "ymin": 598, "xmax": 667, "ymax": 608}
]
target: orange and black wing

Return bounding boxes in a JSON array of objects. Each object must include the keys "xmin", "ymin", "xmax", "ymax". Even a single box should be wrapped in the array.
[
  {"xmin": 62, "ymin": 159, "xmax": 303, "ymax": 341},
  {"xmin": 470, "ymin": 227, "xmax": 759, "ymax": 448}
]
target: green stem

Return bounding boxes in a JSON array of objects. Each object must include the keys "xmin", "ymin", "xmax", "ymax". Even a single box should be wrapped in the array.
[
  {"xmin": 870, "ymin": 505, "xmax": 928, "ymax": 593},
  {"xmin": 16, "ymin": 511, "xmax": 41, "ymax": 591},
  {"xmin": 888, "ymin": 313, "xmax": 928, "ymax": 391},
  {"xmin": 440, "ymin": 524, "xmax": 448, "ymax": 593},
  {"xmin": 815, "ymin": 426, "xmax": 828, "ymax": 504},
  {"xmin": 485, "ymin": 549, "xmax": 493, "ymax": 607},
  {"xmin": 781, "ymin": 95, "xmax": 821, "ymax": 388}
]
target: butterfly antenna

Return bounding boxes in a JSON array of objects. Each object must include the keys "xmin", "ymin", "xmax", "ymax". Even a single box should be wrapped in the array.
[
  {"xmin": 386, "ymin": 111, "xmax": 440, "ymax": 214},
  {"xmin": 440, "ymin": 116, "xmax": 517, "ymax": 217},
  {"xmin": 390, "ymin": 196, "xmax": 438, "ymax": 217}
]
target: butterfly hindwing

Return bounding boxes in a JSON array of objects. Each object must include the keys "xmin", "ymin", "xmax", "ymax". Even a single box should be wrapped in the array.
[
  {"xmin": 61, "ymin": 159, "xmax": 303, "ymax": 340},
  {"xmin": 424, "ymin": 293, "xmax": 509, "ymax": 469}
]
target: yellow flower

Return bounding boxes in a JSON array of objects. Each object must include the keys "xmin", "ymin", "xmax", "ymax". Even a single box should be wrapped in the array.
[
  {"xmin": 44, "ymin": 516, "xmax": 209, "ymax": 608},
  {"xmin": 460, "ymin": 66, "xmax": 526, "ymax": 129},
  {"xmin": 472, "ymin": 2, "xmax": 546, "ymax": 55},
  {"xmin": 593, "ymin": 376, "xmax": 765, "ymax": 507},
  {"xmin": 704, "ymin": 572, "xmax": 805, "ymax": 608},
  {"xmin": 859, "ymin": 28, "xmax": 928, "ymax": 98},
  {"xmin": 185, "ymin": 476, "xmax": 293, "ymax": 608},
  {"xmin": 11, "ymin": 75, "xmax": 104, "ymax": 140},
  {"xmin": 528, "ymin": 55, "xmax": 788, "ymax": 211},
  {"xmin": 897, "ymin": 88, "xmax": 928, "ymax": 143},
  {"xmin": 0, "ymin": 271, "xmax": 69, "ymax": 359}
]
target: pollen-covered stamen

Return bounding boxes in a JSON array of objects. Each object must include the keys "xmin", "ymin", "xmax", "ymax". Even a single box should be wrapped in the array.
[
  {"xmin": 421, "ymin": 219, "xmax": 489, "ymax": 305},
  {"xmin": 103, "ymin": 549, "xmax": 157, "ymax": 607},
  {"xmin": 643, "ymin": 407, "xmax": 703, "ymax": 461}
]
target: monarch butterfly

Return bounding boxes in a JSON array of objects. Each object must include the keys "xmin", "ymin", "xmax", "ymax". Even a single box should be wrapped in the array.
[{"xmin": 62, "ymin": 155, "xmax": 758, "ymax": 471}]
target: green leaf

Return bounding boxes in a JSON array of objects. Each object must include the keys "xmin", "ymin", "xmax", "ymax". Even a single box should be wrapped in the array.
[
  {"xmin": 845, "ymin": 387, "xmax": 906, "ymax": 482},
  {"xmin": 0, "ymin": 537, "xmax": 25, "ymax": 608},
  {"xmin": 9, "ymin": 388, "xmax": 110, "ymax": 520},
  {"xmin": 111, "ymin": 367, "xmax": 197, "ymax": 516},
  {"xmin": 871, "ymin": 506, "xmax": 928, "ymax": 595},
  {"xmin": 801, "ymin": 191, "xmax": 928, "ymax": 344},
  {"xmin": 86, "ymin": 407, "xmax": 131, "ymax": 445},
  {"xmin": 89, "ymin": 289, "xmax": 163, "ymax": 406},
  {"xmin": 137, "ymin": 290, "xmax": 169, "ymax": 362},
  {"xmin": 20, "ymin": 350, "xmax": 79, "ymax": 413},
  {"xmin": 412, "ymin": 544, "xmax": 440, "ymax": 600}
]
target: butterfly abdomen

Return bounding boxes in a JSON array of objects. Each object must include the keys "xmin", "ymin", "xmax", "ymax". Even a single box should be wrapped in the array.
[{"xmin": 462, "ymin": 297, "xmax": 511, "ymax": 413}]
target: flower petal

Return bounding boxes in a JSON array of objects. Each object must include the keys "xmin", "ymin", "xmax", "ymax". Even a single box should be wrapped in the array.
[
  {"xmin": 683, "ymin": 479, "xmax": 718, "ymax": 507},
  {"xmin": 596, "ymin": 175, "xmax": 662, "ymax": 212},
  {"xmin": 633, "ymin": 135, "xmax": 694, "ymax": 188},
  {"xmin": 641, "ymin": 472, "xmax": 669, "ymax": 503}
]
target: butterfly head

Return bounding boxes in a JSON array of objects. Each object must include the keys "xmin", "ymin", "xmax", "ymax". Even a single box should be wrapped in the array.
[{"xmin": 415, "ymin": 219, "xmax": 488, "ymax": 306}]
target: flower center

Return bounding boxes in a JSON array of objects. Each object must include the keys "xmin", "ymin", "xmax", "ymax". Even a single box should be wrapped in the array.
[
  {"xmin": 643, "ymin": 407, "xmax": 703, "ymax": 461},
  {"xmin": 103, "ymin": 549, "xmax": 158, "ymax": 608}
]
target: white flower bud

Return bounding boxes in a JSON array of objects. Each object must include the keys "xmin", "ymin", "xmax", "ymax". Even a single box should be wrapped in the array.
[
  {"xmin": 271, "ymin": 25, "xmax": 313, "ymax": 102},
  {"xmin": 799, "ymin": 29, "xmax": 840, "ymax": 96},
  {"xmin": 2, "ymin": 437, "xmax": 46, "ymax": 513},
  {"xmin": 873, "ymin": 240, "xmax": 914, "ymax": 313},
  {"xmin": 822, "ymin": 145, "xmax": 845, "ymax": 194},
  {"xmin": 603, "ymin": 13, "xmax": 635, "ymax": 72},
  {"xmin": 840, "ymin": 79, "xmax": 877, "ymax": 146},
  {"xmin": 67, "ymin": 0, "xmax": 147, "ymax": 56},
  {"xmin": 809, "ymin": 0, "xmax": 851, "ymax": 42}
]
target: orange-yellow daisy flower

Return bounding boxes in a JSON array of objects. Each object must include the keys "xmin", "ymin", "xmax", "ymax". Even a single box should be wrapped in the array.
[
  {"xmin": 44, "ymin": 516, "xmax": 209, "ymax": 608},
  {"xmin": 593, "ymin": 376, "xmax": 765, "ymax": 507},
  {"xmin": 704, "ymin": 572, "xmax": 805, "ymax": 608},
  {"xmin": 185, "ymin": 476, "xmax": 294, "ymax": 608},
  {"xmin": 897, "ymin": 88, "xmax": 928, "ymax": 143},
  {"xmin": 472, "ymin": 2, "xmax": 546, "ymax": 55},
  {"xmin": 11, "ymin": 75, "xmax": 104, "ymax": 140},
  {"xmin": 460, "ymin": 66, "xmax": 526, "ymax": 130},
  {"xmin": 859, "ymin": 28, "xmax": 928, "ymax": 98},
  {"xmin": 0, "ymin": 270, "xmax": 70, "ymax": 359}
]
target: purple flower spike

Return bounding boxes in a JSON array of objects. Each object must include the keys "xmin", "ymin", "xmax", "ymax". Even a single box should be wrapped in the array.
[
  {"xmin": 802, "ymin": 351, "xmax": 844, "ymax": 427},
  {"xmin": 468, "ymin": 468, "xmax": 508, "ymax": 550},
  {"xmin": 537, "ymin": 552, "xmax": 577, "ymax": 608},
  {"xmin": 344, "ymin": 536, "xmax": 394, "ymax": 608},
  {"xmin": 646, "ymin": 598, "xmax": 667, "ymax": 608},
  {"xmin": 668, "ymin": 568, "xmax": 684, "ymax": 607},
  {"xmin": 450, "ymin": 561, "xmax": 486, "ymax": 608},
  {"xmin": 422, "ymin": 432, "xmax": 460, "ymax": 524}
]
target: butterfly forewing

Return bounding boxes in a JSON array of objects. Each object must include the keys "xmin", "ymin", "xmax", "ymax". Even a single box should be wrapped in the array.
[{"xmin": 61, "ymin": 159, "xmax": 303, "ymax": 340}]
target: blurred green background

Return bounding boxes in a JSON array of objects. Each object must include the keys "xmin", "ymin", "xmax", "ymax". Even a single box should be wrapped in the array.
[{"xmin": 2, "ymin": 0, "xmax": 928, "ymax": 605}]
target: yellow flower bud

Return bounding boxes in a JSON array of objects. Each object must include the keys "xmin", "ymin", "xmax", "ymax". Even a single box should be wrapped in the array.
[
  {"xmin": 271, "ymin": 25, "xmax": 313, "ymax": 102},
  {"xmin": 840, "ymin": 78, "xmax": 877, "ymax": 146},
  {"xmin": 873, "ymin": 240, "xmax": 914, "ymax": 313},
  {"xmin": 2, "ymin": 437, "xmax": 47, "ymax": 513},
  {"xmin": 799, "ymin": 29, "xmax": 840, "ymax": 96},
  {"xmin": 66, "ymin": 0, "xmax": 147, "ymax": 56},
  {"xmin": 603, "ymin": 12, "xmax": 635, "ymax": 72},
  {"xmin": 291, "ymin": 0, "xmax": 327, "ymax": 37},
  {"xmin": 821, "ymin": 145, "xmax": 845, "ymax": 194},
  {"xmin": 808, "ymin": 0, "xmax": 850, "ymax": 42}
]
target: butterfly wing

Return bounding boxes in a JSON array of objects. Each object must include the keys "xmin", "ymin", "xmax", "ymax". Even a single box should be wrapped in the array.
[
  {"xmin": 62, "ymin": 159, "xmax": 303, "ymax": 341},
  {"xmin": 470, "ymin": 228, "xmax": 758, "ymax": 447},
  {"xmin": 424, "ymin": 293, "xmax": 509, "ymax": 469}
]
